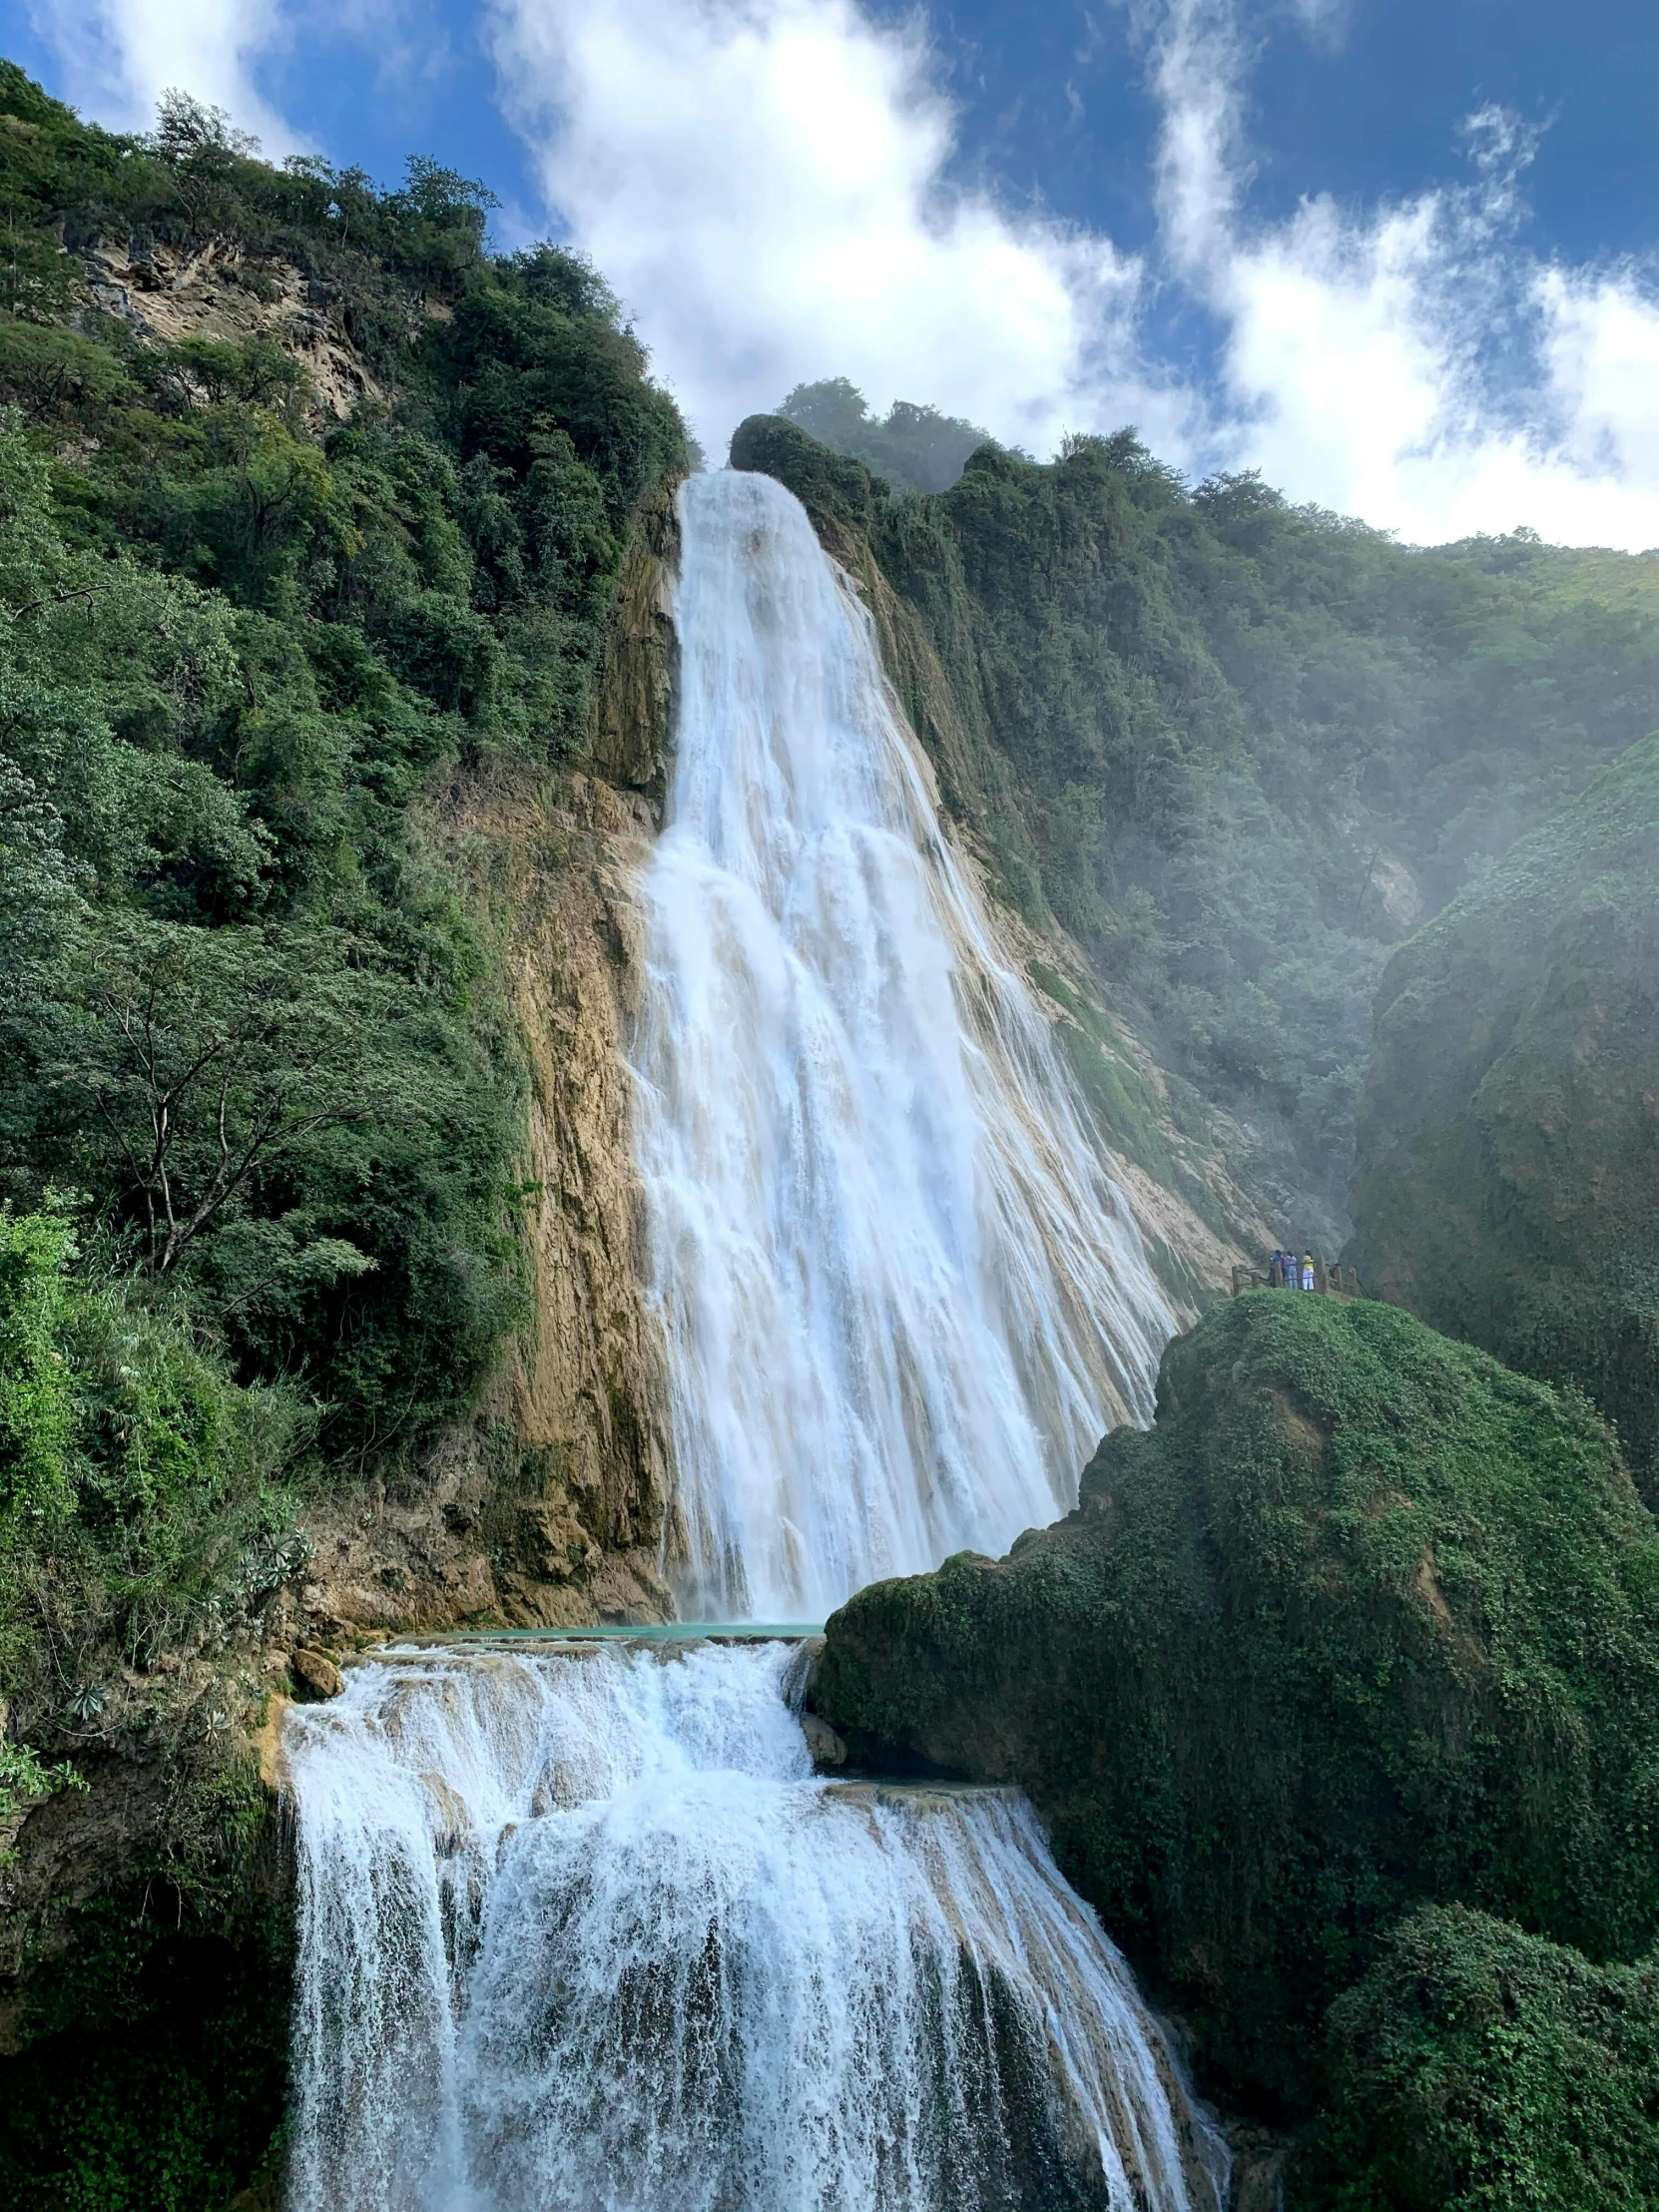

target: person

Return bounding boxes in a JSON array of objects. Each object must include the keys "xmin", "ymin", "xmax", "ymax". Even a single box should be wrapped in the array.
[
  {"xmin": 1269, "ymin": 1251, "xmax": 1285, "ymax": 1288},
  {"xmin": 1301, "ymin": 1253, "xmax": 1316, "ymax": 1292}
]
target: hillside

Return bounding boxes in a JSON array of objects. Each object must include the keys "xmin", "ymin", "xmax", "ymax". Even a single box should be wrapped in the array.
[
  {"xmin": 815, "ymin": 1291, "xmax": 1659, "ymax": 2200},
  {"xmin": 732, "ymin": 404, "xmax": 1659, "ymax": 1244},
  {"xmin": 0, "ymin": 63, "xmax": 690, "ymax": 2201},
  {"xmin": 1351, "ymin": 732, "xmax": 1659, "ymax": 1498}
]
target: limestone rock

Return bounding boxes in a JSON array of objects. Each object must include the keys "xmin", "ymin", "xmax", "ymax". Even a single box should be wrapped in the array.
[
  {"xmin": 800, "ymin": 1712, "xmax": 847, "ymax": 1770},
  {"xmin": 291, "ymin": 1649, "xmax": 343, "ymax": 1701}
]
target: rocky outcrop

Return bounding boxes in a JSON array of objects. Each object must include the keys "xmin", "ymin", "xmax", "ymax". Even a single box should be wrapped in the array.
[
  {"xmin": 1351, "ymin": 733, "xmax": 1659, "ymax": 1499},
  {"xmin": 79, "ymin": 232, "xmax": 386, "ymax": 420},
  {"xmin": 279, "ymin": 483, "xmax": 686, "ymax": 1639},
  {"xmin": 814, "ymin": 1292, "xmax": 1659, "ymax": 2121}
]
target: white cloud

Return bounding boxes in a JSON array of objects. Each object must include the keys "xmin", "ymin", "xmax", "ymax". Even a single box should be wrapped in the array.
[
  {"xmin": 487, "ymin": 0, "xmax": 1192, "ymax": 462},
  {"xmin": 29, "ymin": 0, "xmax": 304, "ymax": 151},
  {"xmin": 32, "ymin": 0, "xmax": 1659, "ymax": 546},
  {"xmin": 1148, "ymin": 0, "xmax": 1659, "ymax": 544}
]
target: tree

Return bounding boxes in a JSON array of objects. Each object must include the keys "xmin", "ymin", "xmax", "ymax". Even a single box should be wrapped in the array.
[{"xmin": 51, "ymin": 920, "xmax": 400, "ymax": 1280}]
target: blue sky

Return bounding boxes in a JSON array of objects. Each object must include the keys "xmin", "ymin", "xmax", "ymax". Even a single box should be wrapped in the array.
[{"xmin": 7, "ymin": 0, "xmax": 1659, "ymax": 546}]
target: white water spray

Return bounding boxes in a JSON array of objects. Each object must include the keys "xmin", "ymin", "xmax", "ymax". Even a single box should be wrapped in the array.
[
  {"xmin": 633, "ymin": 470, "xmax": 1175, "ymax": 1619},
  {"xmin": 284, "ymin": 1641, "xmax": 1228, "ymax": 2212}
]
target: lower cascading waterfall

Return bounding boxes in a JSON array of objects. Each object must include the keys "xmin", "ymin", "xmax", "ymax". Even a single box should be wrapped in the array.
[
  {"xmin": 633, "ymin": 469, "xmax": 1176, "ymax": 1620},
  {"xmin": 283, "ymin": 1641, "xmax": 1229, "ymax": 2212}
]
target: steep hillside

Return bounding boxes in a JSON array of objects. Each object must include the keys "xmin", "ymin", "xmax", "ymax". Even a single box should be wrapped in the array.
[
  {"xmin": 0, "ymin": 64, "xmax": 688, "ymax": 2202},
  {"xmin": 1351, "ymin": 733, "xmax": 1659, "ymax": 1499},
  {"xmin": 732, "ymin": 407, "xmax": 1659, "ymax": 1245}
]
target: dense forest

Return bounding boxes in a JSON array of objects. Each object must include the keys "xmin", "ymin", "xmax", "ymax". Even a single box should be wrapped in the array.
[
  {"xmin": 0, "ymin": 48, "xmax": 684, "ymax": 2030},
  {"xmin": 762, "ymin": 385, "xmax": 1659, "ymax": 1235}
]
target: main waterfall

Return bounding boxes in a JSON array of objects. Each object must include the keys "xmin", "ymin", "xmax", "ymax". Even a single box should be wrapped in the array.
[
  {"xmin": 634, "ymin": 470, "xmax": 1174, "ymax": 1619},
  {"xmin": 284, "ymin": 1640, "xmax": 1229, "ymax": 2212}
]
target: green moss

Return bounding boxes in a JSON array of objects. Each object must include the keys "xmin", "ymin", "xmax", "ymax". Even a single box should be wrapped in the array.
[
  {"xmin": 816, "ymin": 1292, "xmax": 1659, "ymax": 2115},
  {"xmin": 1353, "ymin": 733, "xmax": 1659, "ymax": 1498},
  {"xmin": 1301, "ymin": 1905, "xmax": 1659, "ymax": 2211}
]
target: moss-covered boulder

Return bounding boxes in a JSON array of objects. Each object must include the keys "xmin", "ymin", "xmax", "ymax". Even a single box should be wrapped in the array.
[
  {"xmin": 1351, "ymin": 733, "xmax": 1659, "ymax": 1499},
  {"xmin": 1303, "ymin": 1905, "xmax": 1659, "ymax": 2211},
  {"xmin": 814, "ymin": 1293, "xmax": 1659, "ymax": 2113}
]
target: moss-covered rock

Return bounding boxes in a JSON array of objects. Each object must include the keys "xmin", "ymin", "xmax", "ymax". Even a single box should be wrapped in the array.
[
  {"xmin": 1302, "ymin": 1904, "xmax": 1659, "ymax": 2211},
  {"xmin": 1351, "ymin": 733, "xmax": 1659, "ymax": 1499},
  {"xmin": 814, "ymin": 1293, "xmax": 1659, "ymax": 2114}
]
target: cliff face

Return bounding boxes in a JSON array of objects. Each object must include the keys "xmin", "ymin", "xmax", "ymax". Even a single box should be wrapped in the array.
[
  {"xmin": 1351, "ymin": 733, "xmax": 1659, "ymax": 1500},
  {"xmin": 814, "ymin": 1293, "xmax": 1659, "ymax": 2122},
  {"xmin": 729, "ymin": 415, "xmax": 1265, "ymax": 1314},
  {"xmin": 278, "ymin": 485, "xmax": 684, "ymax": 1642}
]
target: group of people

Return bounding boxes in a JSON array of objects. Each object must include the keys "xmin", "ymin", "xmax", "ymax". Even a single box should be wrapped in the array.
[{"xmin": 1269, "ymin": 1250, "xmax": 1317, "ymax": 1292}]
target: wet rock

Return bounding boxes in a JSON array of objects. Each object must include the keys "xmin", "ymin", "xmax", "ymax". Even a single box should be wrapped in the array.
[
  {"xmin": 291, "ymin": 1649, "xmax": 343, "ymax": 1701},
  {"xmin": 801, "ymin": 1712, "xmax": 846, "ymax": 1770}
]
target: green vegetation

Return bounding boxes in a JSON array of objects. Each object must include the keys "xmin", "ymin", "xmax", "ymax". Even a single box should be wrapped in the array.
[
  {"xmin": 777, "ymin": 377, "xmax": 992, "ymax": 493},
  {"xmin": 1306, "ymin": 1906, "xmax": 1659, "ymax": 2211},
  {"xmin": 1352, "ymin": 732, "xmax": 1659, "ymax": 1500},
  {"xmin": 815, "ymin": 1292, "xmax": 1659, "ymax": 2131},
  {"xmin": 0, "ymin": 63, "xmax": 686, "ymax": 1705},
  {"xmin": 736, "ymin": 410, "xmax": 1659, "ymax": 1232},
  {"xmin": 0, "ymin": 63, "xmax": 686, "ymax": 2205},
  {"xmin": 0, "ymin": 1762, "xmax": 292, "ymax": 2211}
]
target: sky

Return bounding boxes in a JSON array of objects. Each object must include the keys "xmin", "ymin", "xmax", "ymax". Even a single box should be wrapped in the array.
[{"xmin": 6, "ymin": 0, "xmax": 1659, "ymax": 548}]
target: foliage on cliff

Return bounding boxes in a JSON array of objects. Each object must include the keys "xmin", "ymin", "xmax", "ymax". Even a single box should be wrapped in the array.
[
  {"xmin": 815, "ymin": 1292, "xmax": 1659, "ymax": 2123},
  {"xmin": 0, "ymin": 1753, "xmax": 291, "ymax": 2210},
  {"xmin": 1352, "ymin": 732, "xmax": 1659, "ymax": 1502},
  {"xmin": 0, "ymin": 55, "xmax": 686, "ymax": 2206},
  {"xmin": 733, "ymin": 410, "xmax": 1659, "ymax": 1234},
  {"xmin": 1304, "ymin": 1904, "xmax": 1659, "ymax": 2211},
  {"xmin": 0, "ymin": 63, "xmax": 684, "ymax": 1500},
  {"xmin": 777, "ymin": 377, "xmax": 991, "ymax": 494}
]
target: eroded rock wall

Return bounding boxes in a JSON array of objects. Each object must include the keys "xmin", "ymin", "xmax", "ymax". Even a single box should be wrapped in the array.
[{"xmin": 281, "ymin": 485, "xmax": 685, "ymax": 1641}]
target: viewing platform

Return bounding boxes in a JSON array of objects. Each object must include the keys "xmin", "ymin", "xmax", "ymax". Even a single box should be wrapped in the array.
[{"xmin": 1231, "ymin": 1258, "xmax": 1362, "ymax": 1299}]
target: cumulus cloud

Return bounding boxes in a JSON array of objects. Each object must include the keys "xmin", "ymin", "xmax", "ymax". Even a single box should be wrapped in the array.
[
  {"xmin": 487, "ymin": 0, "xmax": 1192, "ymax": 462},
  {"xmin": 35, "ymin": 0, "xmax": 1659, "ymax": 545},
  {"xmin": 1147, "ymin": 0, "xmax": 1659, "ymax": 543},
  {"xmin": 29, "ymin": 0, "xmax": 304, "ymax": 150}
]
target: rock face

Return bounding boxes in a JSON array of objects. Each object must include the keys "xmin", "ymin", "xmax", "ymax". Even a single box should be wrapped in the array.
[
  {"xmin": 80, "ymin": 231, "xmax": 386, "ymax": 421},
  {"xmin": 276, "ymin": 482, "xmax": 684, "ymax": 1641},
  {"xmin": 814, "ymin": 1292, "xmax": 1659, "ymax": 2115},
  {"xmin": 1351, "ymin": 733, "xmax": 1659, "ymax": 1500}
]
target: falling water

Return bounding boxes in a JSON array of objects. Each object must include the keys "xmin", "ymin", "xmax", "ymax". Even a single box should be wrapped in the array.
[
  {"xmin": 633, "ymin": 470, "xmax": 1176, "ymax": 1619},
  {"xmin": 284, "ymin": 1640, "xmax": 1229, "ymax": 2212}
]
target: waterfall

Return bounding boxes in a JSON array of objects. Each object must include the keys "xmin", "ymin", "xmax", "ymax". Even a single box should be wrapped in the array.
[
  {"xmin": 284, "ymin": 1640, "xmax": 1229, "ymax": 2212},
  {"xmin": 633, "ymin": 470, "xmax": 1175, "ymax": 1620}
]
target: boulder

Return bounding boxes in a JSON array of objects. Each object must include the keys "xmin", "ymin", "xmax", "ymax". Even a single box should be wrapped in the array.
[{"xmin": 290, "ymin": 1649, "xmax": 343, "ymax": 1701}]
